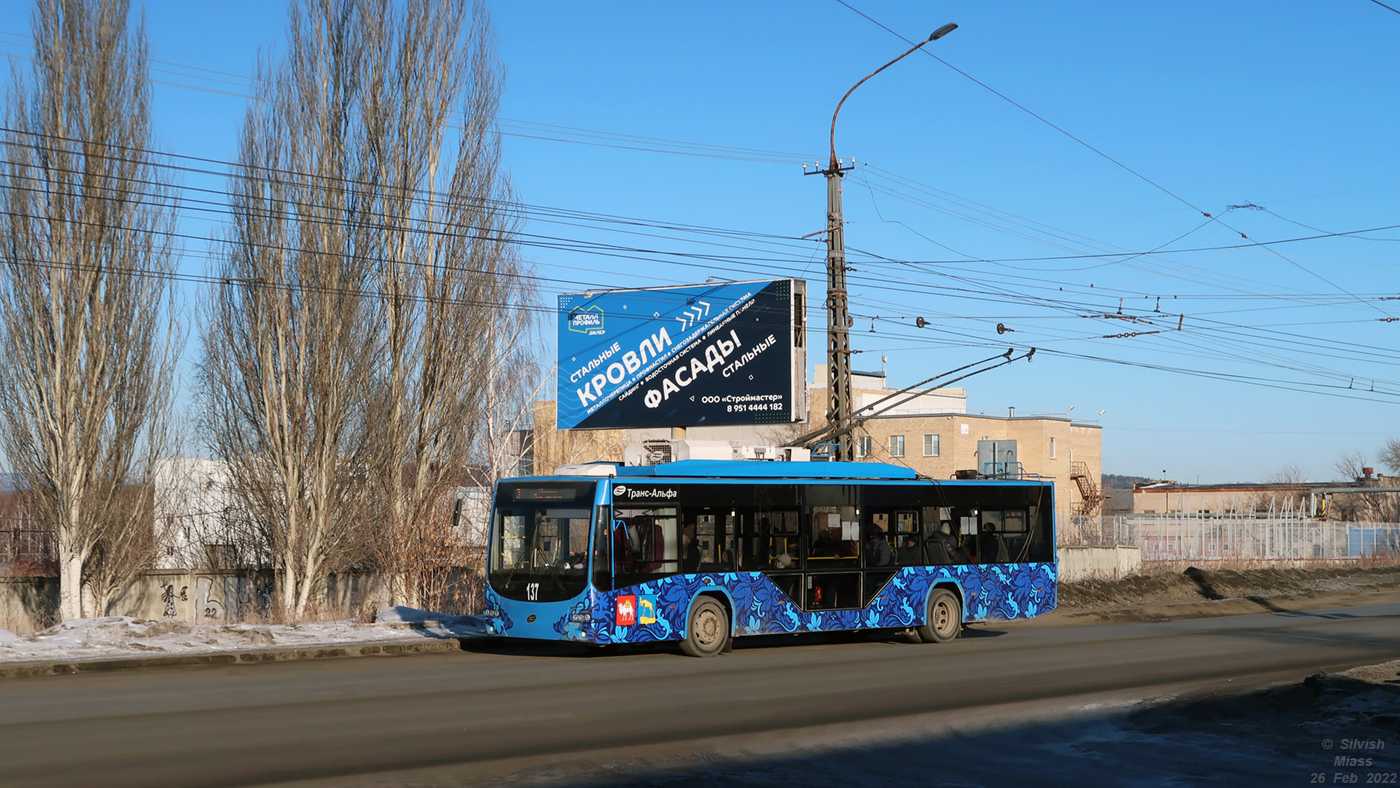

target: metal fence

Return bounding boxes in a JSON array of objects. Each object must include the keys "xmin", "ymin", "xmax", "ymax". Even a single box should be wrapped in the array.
[
  {"xmin": 1109, "ymin": 514, "xmax": 1400, "ymax": 562},
  {"xmin": 1062, "ymin": 515, "xmax": 1130, "ymax": 548}
]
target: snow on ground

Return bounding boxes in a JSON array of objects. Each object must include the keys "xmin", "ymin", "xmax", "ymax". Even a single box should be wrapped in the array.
[{"xmin": 0, "ymin": 610, "xmax": 489, "ymax": 664}]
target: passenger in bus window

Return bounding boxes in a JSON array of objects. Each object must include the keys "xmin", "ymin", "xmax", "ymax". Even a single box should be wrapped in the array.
[
  {"xmin": 682, "ymin": 523, "xmax": 701, "ymax": 571},
  {"xmin": 979, "ymin": 524, "xmax": 1009, "ymax": 563},
  {"xmin": 936, "ymin": 521, "xmax": 967, "ymax": 564},
  {"xmin": 897, "ymin": 535, "xmax": 920, "ymax": 564},
  {"xmin": 865, "ymin": 524, "xmax": 893, "ymax": 566},
  {"xmin": 772, "ymin": 543, "xmax": 795, "ymax": 569}
]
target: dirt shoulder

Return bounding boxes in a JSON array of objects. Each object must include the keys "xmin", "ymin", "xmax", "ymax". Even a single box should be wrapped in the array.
[{"xmin": 1047, "ymin": 564, "xmax": 1400, "ymax": 624}]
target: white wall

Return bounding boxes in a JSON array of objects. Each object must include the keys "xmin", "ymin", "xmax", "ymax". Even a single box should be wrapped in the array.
[
  {"xmin": 153, "ymin": 458, "xmax": 237, "ymax": 570},
  {"xmin": 1057, "ymin": 545, "xmax": 1143, "ymax": 583}
]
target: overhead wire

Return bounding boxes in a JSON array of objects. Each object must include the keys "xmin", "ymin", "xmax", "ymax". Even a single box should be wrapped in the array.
[
  {"xmin": 5, "ymin": 126, "xmax": 1394, "ymax": 403},
  {"xmin": 832, "ymin": 0, "xmax": 1394, "ymax": 318}
]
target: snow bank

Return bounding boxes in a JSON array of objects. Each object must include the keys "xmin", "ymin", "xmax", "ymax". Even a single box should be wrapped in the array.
[
  {"xmin": 374, "ymin": 606, "xmax": 496, "ymax": 637},
  {"xmin": 0, "ymin": 616, "xmax": 444, "ymax": 664}
]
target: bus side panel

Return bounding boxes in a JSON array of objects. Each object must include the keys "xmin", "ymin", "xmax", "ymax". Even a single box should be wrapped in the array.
[{"xmin": 541, "ymin": 562, "xmax": 1057, "ymax": 645}]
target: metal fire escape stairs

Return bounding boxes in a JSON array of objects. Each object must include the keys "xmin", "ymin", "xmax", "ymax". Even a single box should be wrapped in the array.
[{"xmin": 1070, "ymin": 461, "xmax": 1105, "ymax": 516}]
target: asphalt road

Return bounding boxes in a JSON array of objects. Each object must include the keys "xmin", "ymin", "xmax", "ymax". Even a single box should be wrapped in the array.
[{"xmin": 2, "ymin": 601, "xmax": 1399, "ymax": 787}]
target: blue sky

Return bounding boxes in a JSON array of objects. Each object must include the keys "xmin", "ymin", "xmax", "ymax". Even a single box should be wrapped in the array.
[{"xmin": 3, "ymin": 1, "xmax": 1398, "ymax": 482}]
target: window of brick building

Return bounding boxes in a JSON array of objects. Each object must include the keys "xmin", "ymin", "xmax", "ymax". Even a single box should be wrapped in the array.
[
  {"xmin": 889, "ymin": 435, "xmax": 905, "ymax": 458},
  {"xmin": 923, "ymin": 433, "xmax": 940, "ymax": 457}
]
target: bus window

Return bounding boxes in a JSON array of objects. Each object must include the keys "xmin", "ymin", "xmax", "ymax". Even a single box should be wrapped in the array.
[
  {"xmin": 919, "ymin": 517, "xmax": 965, "ymax": 566},
  {"xmin": 681, "ymin": 520, "xmax": 702, "ymax": 572},
  {"xmin": 614, "ymin": 506, "xmax": 679, "ymax": 586},
  {"xmin": 896, "ymin": 510, "xmax": 918, "ymax": 538},
  {"xmin": 488, "ymin": 481, "xmax": 596, "ymax": 602},
  {"xmin": 592, "ymin": 506, "xmax": 611, "ymax": 591},
  {"xmin": 769, "ymin": 574, "xmax": 802, "ymax": 605},
  {"xmin": 863, "ymin": 569, "xmax": 895, "ymax": 606},
  {"xmin": 806, "ymin": 506, "xmax": 859, "ymax": 568},
  {"xmin": 683, "ymin": 509, "xmax": 736, "ymax": 572},
  {"xmin": 863, "ymin": 512, "xmax": 896, "ymax": 568},
  {"xmin": 1002, "ymin": 509, "xmax": 1029, "ymax": 561},
  {"xmin": 806, "ymin": 573, "xmax": 859, "ymax": 610},
  {"xmin": 978, "ymin": 510, "xmax": 1010, "ymax": 564},
  {"xmin": 1026, "ymin": 504, "xmax": 1053, "ymax": 562},
  {"xmin": 739, "ymin": 510, "xmax": 798, "ymax": 571}
]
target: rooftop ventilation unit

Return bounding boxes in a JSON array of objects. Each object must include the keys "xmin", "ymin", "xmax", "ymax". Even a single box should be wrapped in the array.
[{"xmin": 624, "ymin": 439, "xmax": 811, "ymax": 466}]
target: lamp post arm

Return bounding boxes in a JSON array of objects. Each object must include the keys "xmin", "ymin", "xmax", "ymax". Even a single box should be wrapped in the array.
[{"xmin": 828, "ymin": 23, "xmax": 956, "ymax": 169}]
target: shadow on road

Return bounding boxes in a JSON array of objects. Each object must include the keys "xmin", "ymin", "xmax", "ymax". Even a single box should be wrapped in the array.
[
  {"xmin": 458, "ymin": 626, "xmax": 1006, "ymax": 659},
  {"xmin": 1181, "ymin": 567, "xmax": 1372, "ymax": 622},
  {"xmin": 458, "ymin": 638, "xmax": 607, "ymax": 658},
  {"xmin": 1242, "ymin": 594, "xmax": 1360, "ymax": 620},
  {"xmin": 535, "ymin": 671, "xmax": 1400, "ymax": 787}
]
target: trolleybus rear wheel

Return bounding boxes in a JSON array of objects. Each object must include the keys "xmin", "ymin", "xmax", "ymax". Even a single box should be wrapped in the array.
[
  {"xmin": 680, "ymin": 596, "xmax": 729, "ymax": 657},
  {"xmin": 917, "ymin": 588, "xmax": 962, "ymax": 644}
]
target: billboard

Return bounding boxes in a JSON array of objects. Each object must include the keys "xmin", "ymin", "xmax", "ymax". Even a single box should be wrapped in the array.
[{"xmin": 557, "ymin": 279, "xmax": 806, "ymax": 430}]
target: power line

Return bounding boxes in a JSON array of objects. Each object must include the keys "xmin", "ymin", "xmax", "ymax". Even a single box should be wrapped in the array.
[
  {"xmin": 1366, "ymin": 0, "xmax": 1400, "ymax": 16},
  {"xmin": 11, "ymin": 168, "xmax": 1393, "ymax": 384},
  {"xmin": 845, "ymin": 220, "xmax": 1400, "ymax": 265},
  {"xmin": 9, "ymin": 155, "xmax": 1394, "ymax": 379},
  {"xmin": 833, "ymin": 0, "xmax": 1206, "ymax": 216},
  {"xmin": 832, "ymin": 1, "xmax": 1394, "ymax": 318},
  {"xmin": 0, "ymin": 125, "xmax": 817, "ymax": 251},
  {"xmin": 8, "ymin": 243, "xmax": 1398, "ymax": 406},
  {"xmin": 6, "ymin": 129, "xmax": 1399, "ymax": 395},
  {"xmin": 5, "ymin": 29, "xmax": 1390, "ymax": 320},
  {"xmin": 858, "ymin": 167, "xmax": 1316, "ymax": 300}
]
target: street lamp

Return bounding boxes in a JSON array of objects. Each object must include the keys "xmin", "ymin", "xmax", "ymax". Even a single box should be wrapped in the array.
[
  {"xmin": 816, "ymin": 22, "xmax": 957, "ymax": 463},
  {"xmin": 828, "ymin": 23, "xmax": 957, "ymax": 169}
]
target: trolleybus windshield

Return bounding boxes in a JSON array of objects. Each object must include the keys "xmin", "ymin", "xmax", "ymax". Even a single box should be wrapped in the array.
[{"xmin": 489, "ymin": 481, "xmax": 596, "ymax": 602}]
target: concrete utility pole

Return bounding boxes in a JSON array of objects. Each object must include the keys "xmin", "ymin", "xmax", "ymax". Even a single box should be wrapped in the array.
[{"xmin": 811, "ymin": 22, "xmax": 957, "ymax": 461}]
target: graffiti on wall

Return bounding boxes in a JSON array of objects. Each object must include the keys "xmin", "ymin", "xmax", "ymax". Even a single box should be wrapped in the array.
[
  {"xmin": 194, "ymin": 576, "xmax": 225, "ymax": 620},
  {"xmin": 160, "ymin": 583, "xmax": 188, "ymax": 618}
]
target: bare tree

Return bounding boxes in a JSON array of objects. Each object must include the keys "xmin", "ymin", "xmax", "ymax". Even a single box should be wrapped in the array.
[
  {"xmin": 1267, "ymin": 464, "xmax": 1306, "ymax": 485},
  {"xmin": 1332, "ymin": 451, "xmax": 1400, "ymax": 522},
  {"xmin": 201, "ymin": 0, "xmax": 379, "ymax": 621},
  {"xmin": 358, "ymin": 0, "xmax": 534, "ymax": 610},
  {"xmin": 1336, "ymin": 452, "xmax": 1369, "ymax": 483},
  {"xmin": 0, "ymin": 0, "xmax": 177, "ymax": 620},
  {"xmin": 1382, "ymin": 438, "xmax": 1400, "ymax": 476}
]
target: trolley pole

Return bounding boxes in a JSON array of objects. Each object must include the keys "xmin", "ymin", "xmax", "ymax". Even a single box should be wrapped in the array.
[{"xmin": 810, "ymin": 22, "xmax": 957, "ymax": 462}]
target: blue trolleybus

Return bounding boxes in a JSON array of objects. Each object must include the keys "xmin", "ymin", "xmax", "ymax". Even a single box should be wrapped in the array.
[{"xmin": 482, "ymin": 460, "xmax": 1057, "ymax": 656}]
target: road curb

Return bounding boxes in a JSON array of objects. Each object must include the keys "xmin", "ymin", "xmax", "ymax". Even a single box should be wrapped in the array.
[{"xmin": 0, "ymin": 637, "xmax": 462, "ymax": 680}]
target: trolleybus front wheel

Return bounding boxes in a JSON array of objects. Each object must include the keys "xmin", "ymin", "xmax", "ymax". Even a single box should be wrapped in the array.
[{"xmin": 680, "ymin": 596, "xmax": 729, "ymax": 657}]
